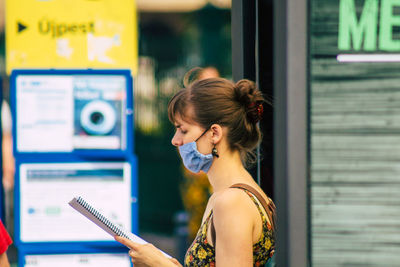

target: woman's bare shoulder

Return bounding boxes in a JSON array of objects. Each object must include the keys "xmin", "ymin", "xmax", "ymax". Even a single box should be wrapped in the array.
[
  {"xmin": 212, "ymin": 187, "xmax": 256, "ymax": 215},
  {"xmin": 211, "ymin": 188, "xmax": 256, "ymax": 243}
]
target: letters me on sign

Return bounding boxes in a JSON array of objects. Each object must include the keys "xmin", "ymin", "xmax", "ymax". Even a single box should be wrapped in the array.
[{"xmin": 339, "ymin": 0, "xmax": 400, "ymax": 51}]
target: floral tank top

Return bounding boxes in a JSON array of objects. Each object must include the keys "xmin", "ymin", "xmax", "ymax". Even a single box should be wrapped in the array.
[{"xmin": 184, "ymin": 188, "xmax": 275, "ymax": 267}]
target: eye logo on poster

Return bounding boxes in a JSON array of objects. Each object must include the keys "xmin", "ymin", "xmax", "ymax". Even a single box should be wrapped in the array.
[
  {"xmin": 80, "ymin": 100, "xmax": 117, "ymax": 136},
  {"xmin": 72, "ymin": 75, "xmax": 126, "ymax": 150}
]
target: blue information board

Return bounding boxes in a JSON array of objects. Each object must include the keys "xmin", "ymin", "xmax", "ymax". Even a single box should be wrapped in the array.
[{"xmin": 11, "ymin": 69, "xmax": 137, "ymax": 266}]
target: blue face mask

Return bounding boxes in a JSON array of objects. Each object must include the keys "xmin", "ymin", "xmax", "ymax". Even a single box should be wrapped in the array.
[{"xmin": 178, "ymin": 129, "xmax": 213, "ymax": 173}]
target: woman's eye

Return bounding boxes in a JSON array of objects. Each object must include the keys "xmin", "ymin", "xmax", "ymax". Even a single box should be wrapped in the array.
[{"xmin": 175, "ymin": 125, "xmax": 187, "ymax": 134}]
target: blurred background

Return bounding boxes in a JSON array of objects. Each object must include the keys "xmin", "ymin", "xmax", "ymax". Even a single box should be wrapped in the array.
[
  {"xmin": 3, "ymin": 1, "xmax": 400, "ymax": 267},
  {"xmin": 0, "ymin": 0, "xmax": 234, "ymax": 265},
  {"xmin": 131, "ymin": 0, "xmax": 233, "ymax": 259},
  {"xmin": 132, "ymin": 0, "xmax": 232, "ymax": 236}
]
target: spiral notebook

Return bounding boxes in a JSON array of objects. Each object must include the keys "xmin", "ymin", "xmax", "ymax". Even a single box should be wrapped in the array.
[{"xmin": 68, "ymin": 197, "xmax": 171, "ymax": 258}]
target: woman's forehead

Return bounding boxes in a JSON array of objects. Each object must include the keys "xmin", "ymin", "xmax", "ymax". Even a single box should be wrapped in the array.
[
  {"xmin": 173, "ymin": 114, "xmax": 185, "ymax": 125},
  {"xmin": 174, "ymin": 113, "xmax": 203, "ymax": 129},
  {"xmin": 173, "ymin": 106, "xmax": 195, "ymax": 124},
  {"xmin": 174, "ymin": 114, "xmax": 193, "ymax": 126}
]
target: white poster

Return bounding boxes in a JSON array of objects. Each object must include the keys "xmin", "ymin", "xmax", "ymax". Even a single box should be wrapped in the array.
[
  {"xmin": 19, "ymin": 162, "xmax": 133, "ymax": 242},
  {"xmin": 24, "ymin": 253, "xmax": 131, "ymax": 267},
  {"xmin": 16, "ymin": 74, "xmax": 127, "ymax": 152},
  {"xmin": 16, "ymin": 76, "xmax": 74, "ymax": 152}
]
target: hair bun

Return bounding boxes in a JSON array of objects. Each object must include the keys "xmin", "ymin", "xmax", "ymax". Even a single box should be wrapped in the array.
[{"xmin": 234, "ymin": 79, "xmax": 264, "ymax": 123}]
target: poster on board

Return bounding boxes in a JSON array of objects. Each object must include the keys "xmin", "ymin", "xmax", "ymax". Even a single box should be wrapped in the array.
[
  {"xmin": 13, "ymin": 71, "xmax": 131, "ymax": 153},
  {"xmin": 18, "ymin": 162, "xmax": 133, "ymax": 242}
]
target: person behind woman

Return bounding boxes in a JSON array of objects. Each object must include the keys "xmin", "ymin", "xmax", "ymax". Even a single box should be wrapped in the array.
[{"xmin": 116, "ymin": 69, "xmax": 276, "ymax": 267}]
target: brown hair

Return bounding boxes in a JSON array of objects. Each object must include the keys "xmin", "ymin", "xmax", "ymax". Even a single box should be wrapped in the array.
[{"xmin": 168, "ymin": 68, "xmax": 265, "ymax": 164}]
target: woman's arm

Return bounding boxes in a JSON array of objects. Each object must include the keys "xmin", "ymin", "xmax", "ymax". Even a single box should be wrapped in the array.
[
  {"xmin": 212, "ymin": 189, "xmax": 255, "ymax": 267},
  {"xmin": 0, "ymin": 252, "xmax": 10, "ymax": 267},
  {"xmin": 115, "ymin": 236, "xmax": 182, "ymax": 267},
  {"xmin": 2, "ymin": 133, "xmax": 14, "ymax": 190}
]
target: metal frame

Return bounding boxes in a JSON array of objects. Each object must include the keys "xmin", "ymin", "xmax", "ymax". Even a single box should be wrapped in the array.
[
  {"xmin": 231, "ymin": 0, "xmax": 260, "ymax": 183},
  {"xmin": 274, "ymin": 0, "xmax": 309, "ymax": 266},
  {"xmin": 231, "ymin": 0, "xmax": 255, "ymax": 82}
]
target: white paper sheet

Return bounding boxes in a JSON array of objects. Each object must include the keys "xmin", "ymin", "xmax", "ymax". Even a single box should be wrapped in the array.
[
  {"xmin": 19, "ymin": 162, "xmax": 132, "ymax": 242},
  {"xmin": 16, "ymin": 75, "xmax": 74, "ymax": 152}
]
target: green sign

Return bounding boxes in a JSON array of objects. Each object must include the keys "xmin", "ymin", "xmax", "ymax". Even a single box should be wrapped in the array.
[{"xmin": 338, "ymin": 0, "xmax": 400, "ymax": 51}]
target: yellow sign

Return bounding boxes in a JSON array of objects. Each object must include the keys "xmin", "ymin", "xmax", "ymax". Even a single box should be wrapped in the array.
[{"xmin": 6, "ymin": 0, "xmax": 138, "ymax": 75}]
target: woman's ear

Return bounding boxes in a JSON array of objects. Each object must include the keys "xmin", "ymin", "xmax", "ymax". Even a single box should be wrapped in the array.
[{"xmin": 210, "ymin": 124, "xmax": 223, "ymax": 144}]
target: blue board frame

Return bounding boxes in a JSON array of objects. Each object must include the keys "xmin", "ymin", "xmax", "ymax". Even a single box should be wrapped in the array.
[
  {"xmin": 0, "ymin": 77, "xmax": 4, "ymax": 222},
  {"xmin": 10, "ymin": 69, "xmax": 134, "ymax": 160},
  {"xmin": 14, "ymin": 155, "xmax": 138, "ymax": 249}
]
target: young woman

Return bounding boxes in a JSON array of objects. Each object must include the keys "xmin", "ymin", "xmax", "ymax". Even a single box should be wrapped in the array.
[{"xmin": 116, "ymin": 72, "xmax": 276, "ymax": 267}]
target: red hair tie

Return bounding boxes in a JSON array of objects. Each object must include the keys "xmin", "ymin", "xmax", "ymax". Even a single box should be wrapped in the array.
[
  {"xmin": 248, "ymin": 102, "xmax": 264, "ymax": 123},
  {"xmin": 256, "ymin": 103, "xmax": 263, "ymax": 117}
]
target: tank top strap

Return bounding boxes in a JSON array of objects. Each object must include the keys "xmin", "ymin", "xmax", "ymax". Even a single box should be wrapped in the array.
[
  {"xmin": 230, "ymin": 183, "xmax": 276, "ymax": 230},
  {"xmin": 202, "ymin": 210, "xmax": 214, "ymax": 242}
]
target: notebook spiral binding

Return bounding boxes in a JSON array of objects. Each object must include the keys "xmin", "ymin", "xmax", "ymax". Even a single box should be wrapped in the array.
[
  {"xmin": 75, "ymin": 196, "xmax": 130, "ymax": 239},
  {"xmin": 69, "ymin": 196, "xmax": 172, "ymax": 258}
]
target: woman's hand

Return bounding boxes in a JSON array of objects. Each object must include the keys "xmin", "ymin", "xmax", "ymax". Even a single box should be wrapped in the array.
[{"xmin": 114, "ymin": 236, "xmax": 182, "ymax": 267}]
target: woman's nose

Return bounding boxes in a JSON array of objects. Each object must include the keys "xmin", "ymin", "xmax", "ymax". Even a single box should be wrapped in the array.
[{"xmin": 171, "ymin": 133, "xmax": 182, "ymax": 147}]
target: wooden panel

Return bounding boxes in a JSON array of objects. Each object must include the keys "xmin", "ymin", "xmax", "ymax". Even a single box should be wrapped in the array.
[{"xmin": 310, "ymin": 1, "xmax": 400, "ymax": 266}]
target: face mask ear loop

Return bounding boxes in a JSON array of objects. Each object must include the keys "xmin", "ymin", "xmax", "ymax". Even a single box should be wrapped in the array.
[{"xmin": 195, "ymin": 128, "xmax": 209, "ymax": 142}]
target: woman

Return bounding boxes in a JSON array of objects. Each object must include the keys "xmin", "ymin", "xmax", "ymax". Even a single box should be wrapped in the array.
[{"xmin": 116, "ymin": 71, "xmax": 276, "ymax": 267}]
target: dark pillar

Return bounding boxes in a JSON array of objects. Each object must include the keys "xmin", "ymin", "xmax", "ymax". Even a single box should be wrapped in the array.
[
  {"xmin": 231, "ymin": 0, "xmax": 256, "ymax": 82},
  {"xmin": 274, "ymin": 0, "xmax": 308, "ymax": 266}
]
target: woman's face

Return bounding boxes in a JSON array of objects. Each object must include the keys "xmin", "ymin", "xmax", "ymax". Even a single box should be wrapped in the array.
[{"xmin": 171, "ymin": 115, "xmax": 212, "ymax": 155}]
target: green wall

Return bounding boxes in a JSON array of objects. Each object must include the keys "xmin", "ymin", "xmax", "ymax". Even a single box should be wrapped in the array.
[{"xmin": 310, "ymin": 0, "xmax": 400, "ymax": 266}]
